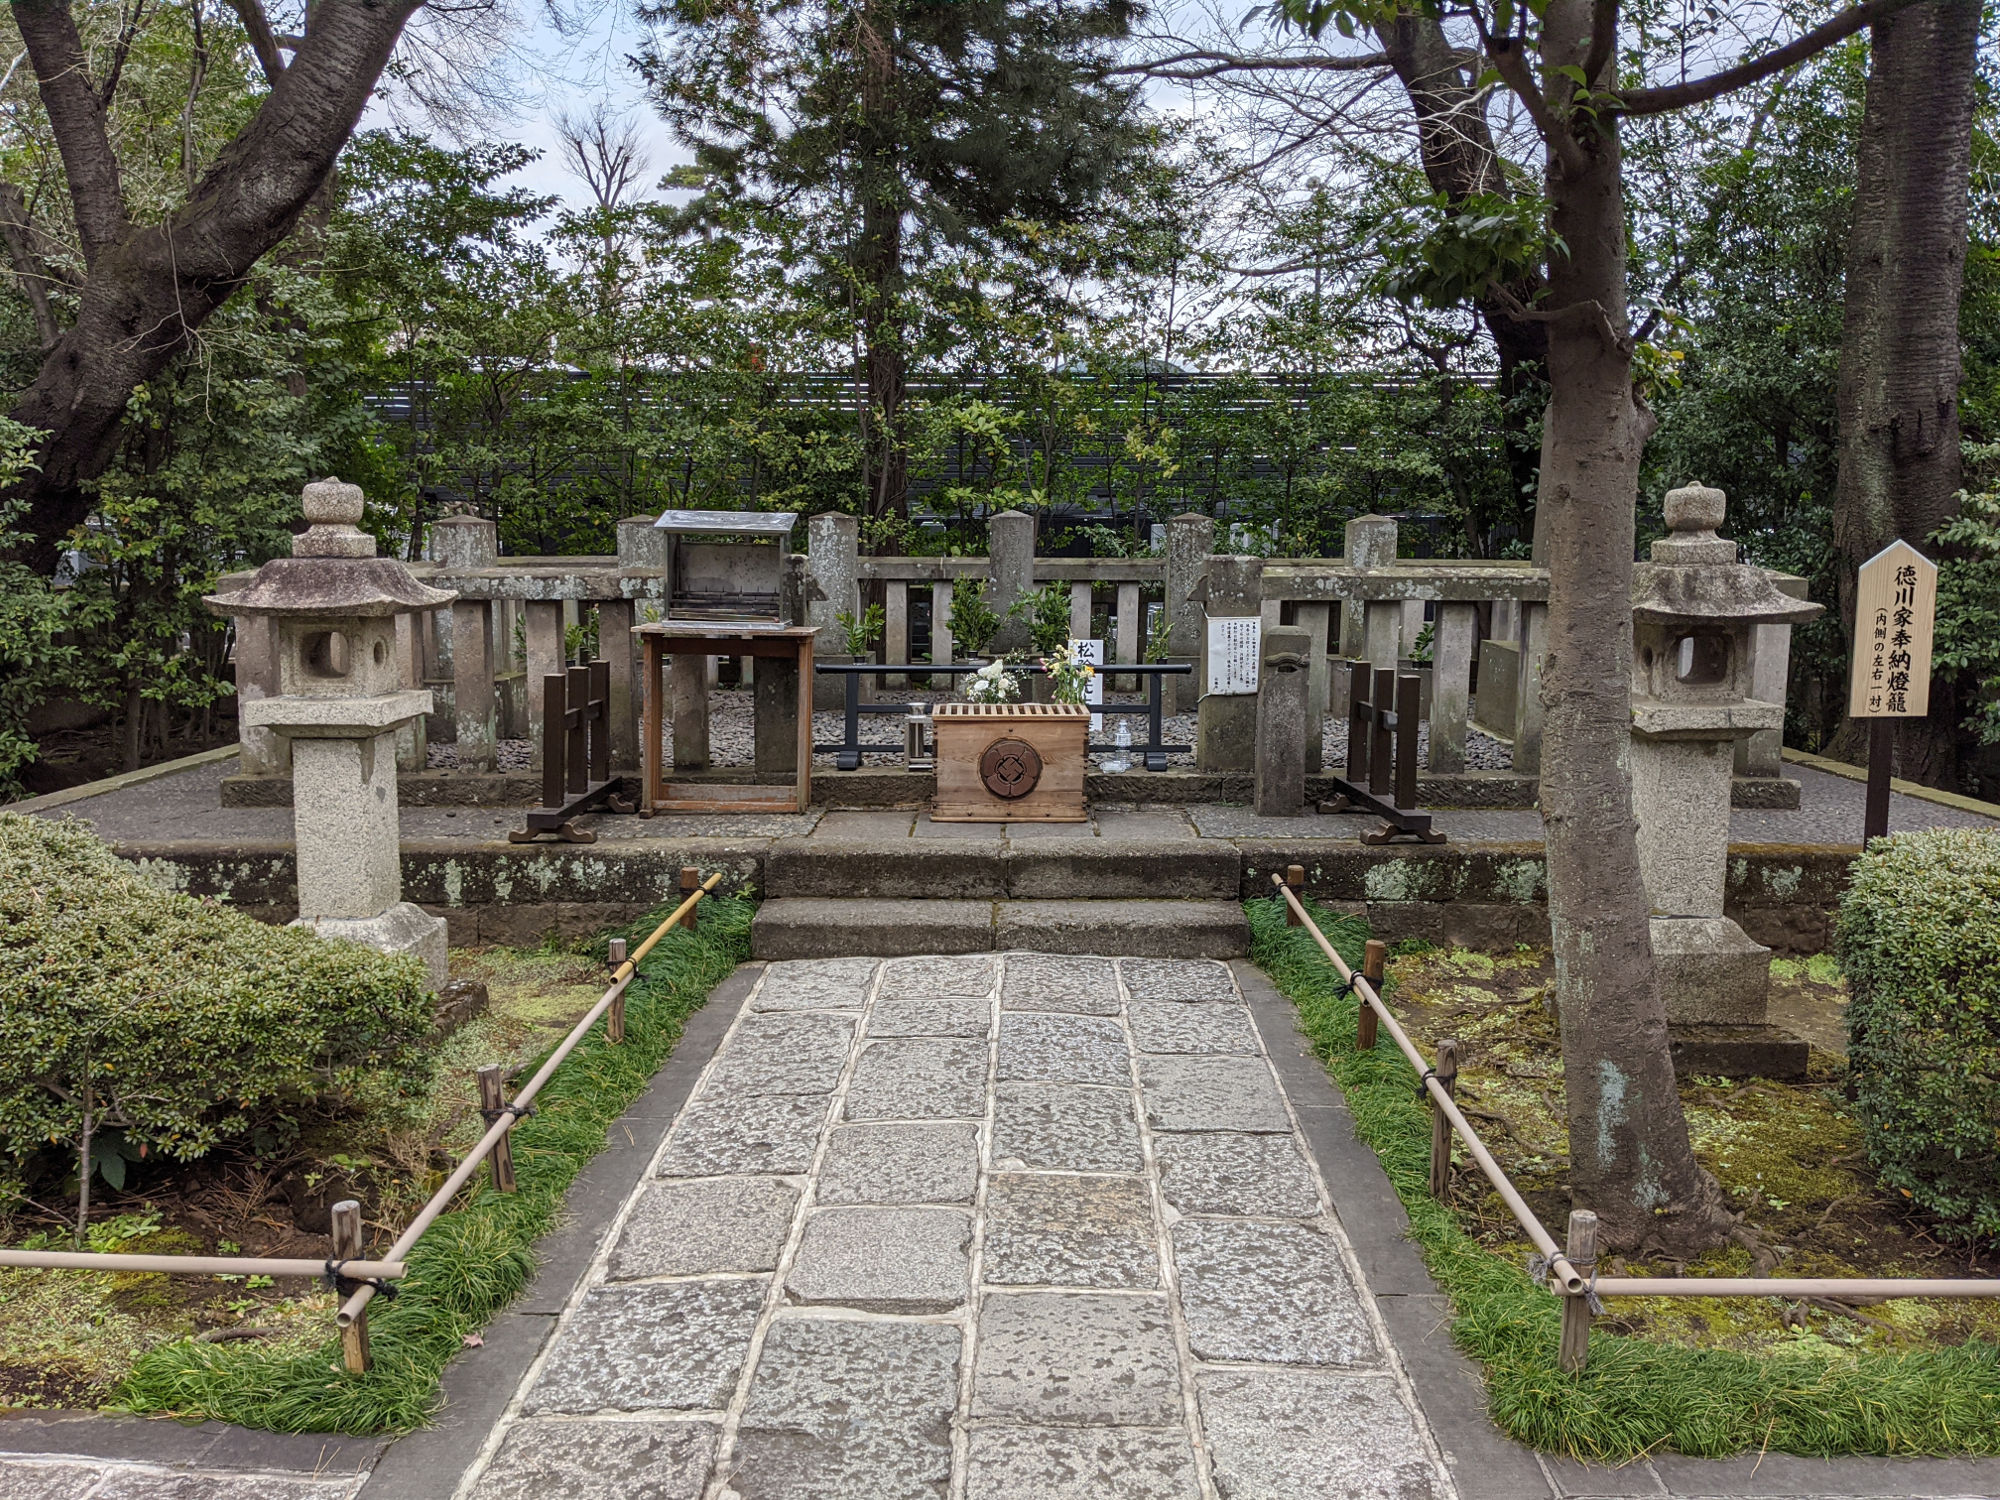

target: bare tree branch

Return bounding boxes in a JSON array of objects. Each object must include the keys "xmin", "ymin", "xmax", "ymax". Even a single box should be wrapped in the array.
[
  {"xmin": 13, "ymin": 0, "xmax": 129, "ymax": 265},
  {"xmin": 1613, "ymin": 0, "xmax": 1928, "ymax": 116},
  {"xmin": 227, "ymin": 0, "xmax": 289, "ymax": 85},
  {"xmin": 99, "ymin": 0, "xmax": 153, "ymax": 109},
  {"xmin": 0, "ymin": 180, "xmax": 62, "ymax": 349},
  {"xmin": 1101, "ymin": 47, "xmax": 1392, "ymax": 82}
]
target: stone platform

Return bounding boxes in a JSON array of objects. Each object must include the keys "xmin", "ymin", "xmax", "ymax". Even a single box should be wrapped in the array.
[{"xmin": 21, "ymin": 754, "xmax": 1993, "ymax": 957}]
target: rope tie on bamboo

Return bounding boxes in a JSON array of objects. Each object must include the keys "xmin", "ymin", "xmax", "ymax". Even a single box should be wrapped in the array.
[
  {"xmin": 1527, "ymin": 1252, "xmax": 1603, "ymax": 1314},
  {"xmin": 322, "ymin": 1258, "xmax": 399, "ymax": 1300},
  {"xmin": 1327, "ymin": 973, "xmax": 1355, "ymax": 1000},
  {"xmin": 479, "ymin": 1100, "xmax": 536, "ymax": 1126},
  {"xmin": 1415, "ymin": 1066, "xmax": 1438, "ymax": 1103}
]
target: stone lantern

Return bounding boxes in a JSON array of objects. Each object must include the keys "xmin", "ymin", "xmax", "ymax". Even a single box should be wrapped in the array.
[
  {"xmin": 206, "ymin": 480, "xmax": 456, "ymax": 987},
  {"xmin": 1629, "ymin": 483, "xmax": 1820, "ymax": 1041}
]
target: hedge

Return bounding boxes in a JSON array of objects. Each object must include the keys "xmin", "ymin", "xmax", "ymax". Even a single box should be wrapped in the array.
[
  {"xmin": 1836, "ymin": 826, "xmax": 2000, "ymax": 1243},
  {"xmin": 0, "ymin": 814, "xmax": 433, "ymax": 1173}
]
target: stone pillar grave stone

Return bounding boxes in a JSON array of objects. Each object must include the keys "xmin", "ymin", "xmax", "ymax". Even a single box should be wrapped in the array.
[
  {"xmin": 1164, "ymin": 513, "xmax": 1214, "ymax": 712},
  {"xmin": 1195, "ymin": 555, "xmax": 1263, "ymax": 773},
  {"xmin": 1254, "ymin": 625, "xmax": 1311, "ymax": 815}
]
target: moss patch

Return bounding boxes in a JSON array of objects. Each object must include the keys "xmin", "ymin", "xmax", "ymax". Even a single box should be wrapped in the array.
[{"xmin": 1250, "ymin": 896, "xmax": 2000, "ymax": 1459}]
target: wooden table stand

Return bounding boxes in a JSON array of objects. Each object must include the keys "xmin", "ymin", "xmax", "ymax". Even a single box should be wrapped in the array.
[{"xmin": 637, "ymin": 623, "xmax": 815, "ymax": 815}]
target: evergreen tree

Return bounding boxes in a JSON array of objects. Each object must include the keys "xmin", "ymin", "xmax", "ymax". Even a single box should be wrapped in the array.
[{"xmin": 639, "ymin": 0, "xmax": 1153, "ymax": 516}]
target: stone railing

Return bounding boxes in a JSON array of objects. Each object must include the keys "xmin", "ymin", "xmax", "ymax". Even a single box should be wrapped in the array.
[{"xmin": 215, "ymin": 506, "xmax": 1802, "ymax": 788}]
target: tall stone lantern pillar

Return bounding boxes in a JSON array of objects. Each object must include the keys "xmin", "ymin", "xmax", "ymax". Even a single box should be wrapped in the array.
[
  {"xmin": 206, "ymin": 480, "xmax": 456, "ymax": 987},
  {"xmin": 1629, "ymin": 484, "xmax": 1820, "ymax": 1036}
]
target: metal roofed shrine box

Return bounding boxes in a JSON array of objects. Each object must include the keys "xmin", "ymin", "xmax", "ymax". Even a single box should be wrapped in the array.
[{"xmin": 655, "ymin": 509, "xmax": 798, "ymax": 621}]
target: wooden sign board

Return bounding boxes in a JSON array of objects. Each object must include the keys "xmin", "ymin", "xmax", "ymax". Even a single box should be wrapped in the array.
[{"xmin": 1848, "ymin": 540, "xmax": 1938, "ymax": 718}]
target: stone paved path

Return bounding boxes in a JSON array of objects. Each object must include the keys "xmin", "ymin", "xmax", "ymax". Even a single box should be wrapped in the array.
[{"xmin": 457, "ymin": 953, "xmax": 1453, "ymax": 1500}]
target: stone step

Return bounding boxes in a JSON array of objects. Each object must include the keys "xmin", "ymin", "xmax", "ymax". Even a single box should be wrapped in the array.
[
  {"xmin": 761, "ymin": 837, "xmax": 1243, "ymax": 901},
  {"xmin": 750, "ymin": 898, "xmax": 1252, "ymax": 960}
]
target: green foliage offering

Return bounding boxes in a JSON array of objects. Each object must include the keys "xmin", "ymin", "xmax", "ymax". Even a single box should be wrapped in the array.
[
  {"xmin": 1249, "ymin": 896, "xmax": 2000, "ymax": 1460},
  {"xmin": 836, "ymin": 605, "xmax": 886, "ymax": 660},
  {"xmin": 0, "ymin": 817, "xmax": 432, "ymax": 1177},
  {"xmin": 1010, "ymin": 581, "xmax": 1074, "ymax": 656},
  {"xmin": 117, "ymin": 896, "xmax": 755, "ymax": 1433},
  {"xmin": 947, "ymin": 575, "xmax": 1002, "ymax": 659},
  {"xmin": 1836, "ymin": 828, "xmax": 2000, "ymax": 1242}
]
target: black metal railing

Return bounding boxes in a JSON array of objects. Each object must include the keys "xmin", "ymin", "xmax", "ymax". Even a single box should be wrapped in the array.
[{"xmin": 813, "ymin": 662, "xmax": 1192, "ymax": 771}]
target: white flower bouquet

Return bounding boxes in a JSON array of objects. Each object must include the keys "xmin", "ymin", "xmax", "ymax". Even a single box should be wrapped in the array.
[{"xmin": 963, "ymin": 658, "xmax": 1022, "ymax": 704}]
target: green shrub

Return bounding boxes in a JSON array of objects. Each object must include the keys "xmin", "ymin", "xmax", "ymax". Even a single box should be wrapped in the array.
[
  {"xmin": 1836, "ymin": 827, "xmax": 2000, "ymax": 1242},
  {"xmin": 0, "ymin": 815, "xmax": 433, "ymax": 1173},
  {"xmin": 1009, "ymin": 580, "xmax": 1073, "ymax": 656}
]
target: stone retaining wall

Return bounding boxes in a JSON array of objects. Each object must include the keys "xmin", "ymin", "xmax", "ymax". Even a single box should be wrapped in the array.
[{"xmin": 120, "ymin": 838, "xmax": 1850, "ymax": 954}]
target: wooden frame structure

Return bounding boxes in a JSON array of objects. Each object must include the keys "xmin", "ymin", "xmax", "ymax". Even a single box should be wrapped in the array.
[{"xmin": 637, "ymin": 622, "xmax": 815, "ymax": 814}]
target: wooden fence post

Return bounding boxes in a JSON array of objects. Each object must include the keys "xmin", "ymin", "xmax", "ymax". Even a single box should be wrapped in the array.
[
  {"xmin": 680, "ymin": 866, "xmax": 701, "ymax": 929},
  {"xmin": 1560, "ymin": 1209, "xmax": 1599, "ymax": 1374},
  {"xmin": 1428, "ymin": 1038, "xmax": 1461, "ymax": 1199},
  {"xmin": 1357, "ymin": 938, "xmax": 1385, "ymax": 1050},
  {"xmin": 1285, "ymin": 865, "xmax": 1305, "ymax": 924},
  {"xmin": 331, "ymin": 1200, "xmax": 370, "ymax": 1375},
  {"xmin": 478, "ymin": 1065, "xmax": 516, "ymax": 1194},
  {"xmin": 607, "ymin": 938, "xmax": 629, "ymax": 1044}
]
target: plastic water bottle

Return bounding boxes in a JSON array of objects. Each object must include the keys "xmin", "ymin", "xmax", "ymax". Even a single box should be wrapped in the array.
[{"xmin": 1102, "ymin": 719, "xmax": 1134, "ymax": 773}]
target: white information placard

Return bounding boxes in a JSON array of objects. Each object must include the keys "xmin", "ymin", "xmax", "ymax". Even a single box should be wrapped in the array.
[
  {"xmin": 1071, "ymin": 638, "xmax": 1105, "ymax": 729},
  {"xmin": 1206, "ymin": 617, "xmax": 1261, "ymax": 695}
]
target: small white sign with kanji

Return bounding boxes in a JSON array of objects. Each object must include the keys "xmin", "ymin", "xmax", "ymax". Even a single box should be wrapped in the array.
[
  {"xmin": 1848, "ymin": 540, "xmax": 1937, "ymax": 719},
  {"xmin": 1071, "ymin": 638, "xmax": 1104, "ymax": 729},
  {"xmin": 1206, "ymin": 617, "xmax": 1261, "ymax": 696}
]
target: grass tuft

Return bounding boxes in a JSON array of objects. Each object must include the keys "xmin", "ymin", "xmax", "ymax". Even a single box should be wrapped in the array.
[
  {"xmin": 1248, "ymin": 895, "xmax": 2000, "ymax": 1461},
  {"xmin": 114, "ymin": 897, "xmax": 754, "ymax": 1434}
]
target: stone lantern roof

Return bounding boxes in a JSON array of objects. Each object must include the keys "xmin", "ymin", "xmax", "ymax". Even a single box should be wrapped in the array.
[
  {"xmin": 204, "ymin": 479, "xmax": 454, "ymax": 621},
  {"xmin": 1630, "ymin": 483, "xmax": 1821, "ymax": 627}
]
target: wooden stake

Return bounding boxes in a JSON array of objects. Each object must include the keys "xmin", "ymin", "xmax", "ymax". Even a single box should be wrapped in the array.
[
  {"xmin": 680, "ymin": 866, "xmax": 701, "ymax": 928},
  {"xmin": 331, "ymin": 1200, "xmax": 370, "ymax": 1375},
  {"xmin": 1357, "ymin": 939, "xmax": 1385, "ymax": 1050},
  {"xmin": 606, "ymin": 939, "xmax": 628, "ymax": 1043},
  {"xmin": 1284, "ymin": 865, "xmax": 1305, "ymax": 924},
  {"xmin": 1864, "ymin": 718, "xmax": 1892, "ymax": 843},
  {"xmin": 1428, "ymin": 1038, "xmax": 1461, "ymax": 1199},
  {"xmin": 1559, "ymin": 1209, "xmax": 1599, "ymax": 1375},
  {"xmin": 478, "ymin": 1065, "xmax": 516, "ymax": 1194}
]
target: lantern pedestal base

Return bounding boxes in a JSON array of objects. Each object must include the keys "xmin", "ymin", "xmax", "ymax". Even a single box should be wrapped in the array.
[
  {"xmin": 293, "ymin": 901, "xmax": 448, "ymax": 990},
  {"xmin": 1652, "ymin": 914, "xmax": 1771, "ymax": 1027}
]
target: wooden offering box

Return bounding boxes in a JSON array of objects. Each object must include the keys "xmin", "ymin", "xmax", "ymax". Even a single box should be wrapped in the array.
[{"xmin": 932, "ymin": 702, "xmax": 1089, "ymax": 822}]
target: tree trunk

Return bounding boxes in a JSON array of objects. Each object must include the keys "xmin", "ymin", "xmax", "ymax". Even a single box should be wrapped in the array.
[
  {"xmin": 5, "ymin": 0, "xmax": 423, "ymax": 575},
  {"xmin": 1532, "ymin": 4, "xmax": 1732, "ymax": 1255},
  {"xmin": 1831, "ymin": 0, "xmax": 1981, "ymax": 788},
  {"xmin": 855, "ymin": 0, "xmax": 908, "ymax": 521}
]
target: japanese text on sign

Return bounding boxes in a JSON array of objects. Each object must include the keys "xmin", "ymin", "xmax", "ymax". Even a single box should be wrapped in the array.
[
  {"xmin": 1206, "ymin": 617, "xmax": 1262, "ymax": 696},
  {"xmin": 1848, "ymin": 540, "xmax": 1937, "ymax": 719}
]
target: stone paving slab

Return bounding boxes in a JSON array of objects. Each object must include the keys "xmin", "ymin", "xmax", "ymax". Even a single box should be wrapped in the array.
[
  {"xmin": 879, "ymin": 954, "xmax": 998, "ymax": 998},
  {"xmin": 731, "ymin": 1319, "xmax": 960, "ymax": 1500},
  {"xmin": 655, "ymin": 1093, "xmax": 829, "ymax": 1176},
  {"xmin": 701, "ymin": 1012, "xmax": 855, "ymax": 1094},
  {"xmin": 999, "ymin": 954, "xmax": 1121, "ymax": 1013},
  {"xmin": 1198, "ymin": 1369, "xmax": 1446, "ymax": 1499},
  {"xmin": 971, "ymin": 1291, "xmax": 1186, "ymax": 1425},
  {"xmin": 522, "ymin": 1279, "xmax": 766, "ymax": 1413},
  {"xmin": 1174, "ymin": 1219, "xmax": 1380, "ymax": 1366},
  {"xmin": 1154, "ymin": 1130, "xmax": 1324, "ymax": 1216},
  {"xmin": 817, "ymin": 1120, "xmax": 980, "ymax": 1204},
  {"xmin": 990, "ymin": 1082, "xmax": 1145, "ymax": 1172},
  {"xmin": 867, "ymin": 996, "xmax": 993, "ymax": 1037},
  {"xmin": 785, "ymin": 1206, "xmax": 972, "ymax": 1312},
  {"xmin": 982, "ymin": 1172, "xmax": 1161, "ymax": 1288},
  {"xmin": 996, "ymin": 1012, "xmax": 1132, "ymax": 1086},
  {"xmin": 963, "ymin": 1426, "xmax": 1202, "ymax": 1500},
  {"xmin": 844, "ymin": 1037, "xmax": 989, "ymax": 1118},
  {"xmin": 1137, "ymin": 1054, "xmax": 1295, "ymax": 1132},
  {"xmin": 468, "ymin": 1420, "xmax": 717, "ymax": 1500},
  {"xmin": 608, "ymin": 1176, "xmax": 799, "ymax": 1279},
  {"xmin": 1127, "ymin": 999, "xmax": 1261, "ymax": 1053},
  {"xmin": 750, "ymin": 958, "xmax": 879, "ymax": 1011},
  {"xmin": 1120, "ymin": 957, "xmax": 1241, "ymax": 1005}
]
